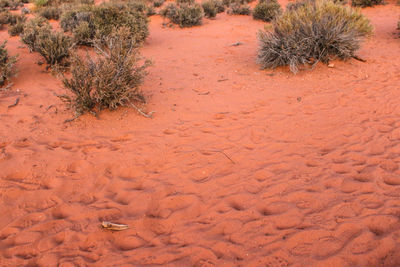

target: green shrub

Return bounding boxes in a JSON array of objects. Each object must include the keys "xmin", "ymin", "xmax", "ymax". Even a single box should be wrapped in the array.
[
  {"xmin": 351, "ymin": 0, "xmax": 383, "ymax": 7},
  {"xmin": 37, "ymin": 6, "xmax": 62, "ymax": 20},
  {"xmin": 253, "ymin": 0, "xmax": 281, "ymax": 22},
  {"xmin": 0, "ymin": 41, "xmax": 17, "ymax": 88},
  {"xmin": 153, "ymin": 0, "xmax": 165, "ymax": 7},
  {"xmin": 62, "ymin": 27, "xmax": 150, "ymax": 115},
  {"xmin": 35, "ymin": 30, "xmax": 73, "ymax": 66},
  {"xmin": 227, "ymin": 2, "xmax": 251, "ymax": 15},
  {"xmin": 257, "ymin": 0, "xmax": 372, "ymax": 73},
  {"xmin": 161, "ymin": 2, "xmax": 203, "ymax": 27},
  {"xmin": 21, "ymin": 17, "xmax": 52, "ymax": 52}
]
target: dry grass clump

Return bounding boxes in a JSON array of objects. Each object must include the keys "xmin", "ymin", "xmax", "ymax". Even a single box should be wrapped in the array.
[
  {"xmin": 351, "ymin": 0, "xmax": 383, "ymax": 7},
  {"xmin": 8, "ymin": 13, "xmax": 26, "ymax": 36},
  {"xmin": 37, "ymin": 6, "xmax": 62, "ymax": 20},
  {"xmin": 252, "ymin": 0, "xmax": 281, "ymax": 22},
  {"xmin": 35, "ymin": 30, "xmax": 73, "ymax": 66},
  {"xmin": 227, "ymin": 2, "xmax": 251, "ymax": 15},
  {"xmin": 160, "ymin": 2, "xmax": 203, "ymax": 27},
  {"xmin": 257, "ymin": 0, "xmax": 372, "ymax": 73},
  {"xmin": 60, "ymin": 3, "xmax": 149, "ymax": 46},
  {"xmin": 0, "ymin": 41, "xmax": 17, "ymax": 88},
  {"xmin": 202, "ymin": 0, "xmax": 224, "ymax": 18},
  {"xmin": 61, "ymin": 27, "xmax": 150, "ymax": 116},
  {"xmin": 21, "ymin": 17, "xmax": 52, "ymax": 52}
]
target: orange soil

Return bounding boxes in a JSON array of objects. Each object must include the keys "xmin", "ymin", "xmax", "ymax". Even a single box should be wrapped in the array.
[{"xmin": 1, "ymin": 2, "xmax": 400, "ymax": 266}]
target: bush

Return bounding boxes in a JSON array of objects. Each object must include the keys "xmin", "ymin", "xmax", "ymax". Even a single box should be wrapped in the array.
[
  {"xmin": 351, "ymin": 0, "xmax": 383, "ymax": 7},
  {"xmin": 257, "ymin": 0, "xmax": 373, "ymax": 73},
  {"xmin": 223, "ymin": 0, "xmax": 253, "ymax": 7},
  {"xmin": 21, "ymin": 17, "xmax": 52, "ymax": 52},
  {"xmin": 161, "ymin": 3, "xmax": 203, "ymax": 27},
  {"xmin": 8, "ymin": 14, "xmax": 26, "ymax": 36},
  {"xmin": 227, "ymin": 2, "xmax": 251, "ymax": 15},
  {"xmin": 37, "ymin": 6, "xmax": 62, "ymax": 20},
  {"xmin": 61, "ymin": 3, "xmax": 149, "ymax": 46},
  {"xmin": 61, "ymin": 27, "xmax": 150, "ymax": 115},
  {"xmin": 253, "ymin": 0, "xmax": 281, "ymax": 22},
  {"xmin": 153, "ymin": 0, "xmax": 165, "ymax": 7},
  {"xmin": 35, "ymin": 30, "xmax": 73, "ymax": 66},
  {"xmin": 0, "ymin": 0, "xmax": 23, "ymax": 10},
  {"xmin": 202, "ymin": 0, "xmax": 224, "ymax": 18},
  {"xmin": 202, "ymin": 0, "xmax": 218, "ymax": 18},
  {"xmin": 0, "ymin": 41, "xmax": 17, "ymax": 88},
  {"xmin": 176, "ymin": 0, "xmax": 194, "ymax": 4}
]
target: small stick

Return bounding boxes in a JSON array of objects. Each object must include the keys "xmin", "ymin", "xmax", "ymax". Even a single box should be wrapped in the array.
[
  {"xmin": 204, "ymin": 149, "xmax": 235, "ymax": 164},
  {"xmin": 352, "ymin": 55, "xmax": 366, "ymax": 62},
  {"xmin": 8, "ymin": 97, "xmax": 19, "ymax": 108},
  {"xmin": 130, "ymin": 102, "xmax": 154, "ymax": 118},
  {"xmin": 64, "ymin": 114, "xmax": 80, "ymax": 123},
  {"xmin": 46, "ymin": 105, "xmax": 58, "ymax": 113},
  {"xmin": 217, "ymin": 78, "xmax": 229, "ymax": 82}
]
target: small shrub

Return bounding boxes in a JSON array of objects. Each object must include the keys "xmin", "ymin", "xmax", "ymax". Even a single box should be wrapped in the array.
[
  {"xmin": 223, "ymin": 0, "xmax": 253, "ymax": 7},
  {"xmin": 60, "ymin": 6, "xmax": 94, "ymax": 31},
  {"xmin": 37, "ymin": 6, "xmax": 62, "ymax": 20},
  {"xmin": 62, "ymin": 27, "xmax": 149, "ymax": 115},
  {"xmin": 153, "ymin": 0, "xmax": 165, "ymax": 7},
  {"xmin": 21, "ymin": 17, "xmax": 52, "ymax": 52},
  {"xmin": 0, "ymin": 0, "xmax": 23, "ymax": 10},
  {"xmin": 202, "ymin": 0, "xmax": 218, "ymax": 18},
  {"xmin": 161, "ymin": 3, "xmax": 203, "ymax": 27},
  {"xmin": 257, "ymin": 0, "xmax": 373, "ymax": 73},
  {"xmin": 72, "ymin": 21, "xmax": 94, "ymax": 45},
  {"xmin": 176, "ymin": 0, "xmax": 194, "ymax": 4},
  {"xmin": 34, "ymin": 0, "xmax": 49, "ymax": 7},
  {"xmin": 253, "ymin": 0, "xmax": 281, "ymax": 22},
  {"xmin": 0, "ymin": 41, "xmax": 17, "ymax": 87},
  {"xmin": 21, "ymin": 7, "xmax": 30, "ymax": 14},
  {"xmin": 227, "ymin": 2, "xmax": 251, "ymax": 15},
  {"xmin": 8, "ymin": 15, "xmax": 26, "ymax": 35},
  {"xmin": 351, "ymin": 0, "xmax": 383, "ymax": 7},
  {"xmin": 35, "ymin": 30, "xmax": 73, "ymax": 66},
  {"xmin": 0, "ymin": 9, "xmax": 11, "ymax": 27}
]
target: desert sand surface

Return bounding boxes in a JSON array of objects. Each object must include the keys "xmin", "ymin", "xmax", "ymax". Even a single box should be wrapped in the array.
[{"xmin": 1, "ymin": 1, "xmax": 400, "ymax": 266}]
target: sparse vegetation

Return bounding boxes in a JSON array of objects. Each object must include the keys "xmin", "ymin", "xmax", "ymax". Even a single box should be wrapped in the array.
[
  {"xmin": 227, "ymin": 2, "xmax": 251, "ymax": 15},
  {"xmin": 351, "ymin": 0, "xmax": 383, "ymax": 7},
  {"xmin": 21, "ymin": 17, "xmax": 52, "ymax": 52},
  {"xmin": 8, "ymin": 14, "xmax": 26, "ymax": 36},
  {"xmin": 202, "ymin": 0, "xmax": 224, "ymax": 18},
  {"xmin": 37, "ymin": 6, "xmax": 62, "ymax": 20},
  {"xmin": 257, "ymin": 0, "xmax": 373, "ymax": 73},
  {"xmin": 60, "ymin": 3, "xmax": 149, "ymax": 46},
  {"xmin": 153, "ymin": 0, "xmax": 165, "ymax": 7},
  {"xmin": 34, "ymin": 30, "xmax": 73, "ymax": 66},
  {"xmin": 160, "ymin": 2, "xmax": 203, "ymax": 27},
  {"xmin": 0, "ymin": 41, "xmax": 17, "ymax": 88},
  {"xmin": 252, "ymin": 0, "xmax": 281, "ymax": 22},
  {"xmin": 61, "ymin": 28, "xmax": 150, "ymax": 116}
]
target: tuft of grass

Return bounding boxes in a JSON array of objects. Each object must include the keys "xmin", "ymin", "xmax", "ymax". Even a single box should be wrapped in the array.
[
  {"xmin": 0, "ymin": 41, "xmax": 17, "ymax": 88},
  {"xmin": 227, "ymin": 2, "xmax": 251, "ymax": 15},
  {"xmin": 257, "ymin": 0, "xmax": 373, "ymax": 73},
  {"xmin": 61, "ymin": 27, "xmax": 150, "ymax": 116},
  {"xmin": 160, "ymin": 2, "xmax": 204, "ymax": 27},
  {"xmin": 253, "ymin": 0, "xmax": 281, "ymax": 22},
  {"xmin": 351, "ymin": 0, "xmax": 383, "ymax": 7}
]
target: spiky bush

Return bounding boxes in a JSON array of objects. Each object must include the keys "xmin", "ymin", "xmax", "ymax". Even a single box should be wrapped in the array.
[
  {"xmin": 351, "ymin": 0, "xmax": 382, "ymax": 7},
  {"xmin": 37, "ymin": 6, "xmax": 62, "ymax": 20},
  {"xmin": 61, "ymin": 27, "xmax": 150, "ymax": 115},
  {"xmin": 21, "ymin": 17, "xmax": 52, "ymax": 52},
  {"xmin": 227, "ymin": 2, "xmax": 251, "ymax": 15},
  {"xmin": 8, "ymin": 14, "xmax": 26, "ymax": 36},
  {"xmin": 257, "ymin": 0, "xmax": 373, "ymax": 73},
  {"xmin": 202, "ymin": 0, "xmax": 224, "ymax": 18},
  {"xmin": 35, "ymin": 30, "xmax": 73, "ymax": 66},
  {"xmin": 0, "ymin": 41, "xmax": 17, "ymax": 88},
  {"xmin": 161, "ymin": 2, "xmax": 203, "ymax": 27},
  {"xmin": 61, "ymin": 3, "xmax": 149, "ymax": 46},
  {"xmin": 153, "ymin": 0, "xmax": 165, "ymax": 7},
  {"xmin": 253, "ymin": 0, "xmax": 281, "ymax": 22}
]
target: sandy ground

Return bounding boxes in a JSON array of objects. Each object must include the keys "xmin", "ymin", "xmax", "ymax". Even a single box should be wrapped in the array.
[{"xmin": 1, "ymin": 1, "xmax": 400, "ymax": 266}]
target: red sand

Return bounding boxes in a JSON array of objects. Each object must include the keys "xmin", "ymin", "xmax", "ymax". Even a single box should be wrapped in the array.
[{"xmin": 1, "ymin": 2, "xmax": 400, "ymax": 266}]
